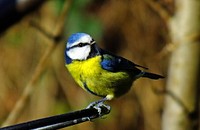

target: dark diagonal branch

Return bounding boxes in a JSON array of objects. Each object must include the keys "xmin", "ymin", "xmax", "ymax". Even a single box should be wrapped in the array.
[
  {"xmin": 0, "ymin": 105, "xmax": 111, "ymax": 130},
  {"xmin": 0, "ymin": 0, "xmax": 46, "ymax": 34}
]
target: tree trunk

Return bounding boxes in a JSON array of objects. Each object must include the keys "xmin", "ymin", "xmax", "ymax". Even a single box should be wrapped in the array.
[{"xmin": 162, "ymin": 0, "xmax": 200, "ymax": 130}]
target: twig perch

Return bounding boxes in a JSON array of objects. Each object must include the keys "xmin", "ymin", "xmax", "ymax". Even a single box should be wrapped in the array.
[{"xmin": 0, "ymin": 105, "xmax": 111, "ymax": 130}]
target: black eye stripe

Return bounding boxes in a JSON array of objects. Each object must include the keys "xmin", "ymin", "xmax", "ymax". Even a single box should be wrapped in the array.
[
  {"xmin": 78, "ymin": 43, "xmax": 85, "ymax": 47},
  {"xmin": 76, "ymin": 42, "xmax": 90, "ymax": 47},
  {"xmin": 67, "ymin": 43, "xmax": 90, "ymax": 50}
]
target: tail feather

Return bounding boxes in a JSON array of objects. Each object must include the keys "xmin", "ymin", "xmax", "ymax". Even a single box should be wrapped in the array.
[{"xmin": 142, "ymin": 72, "xmax": 164, "ymax": 79}]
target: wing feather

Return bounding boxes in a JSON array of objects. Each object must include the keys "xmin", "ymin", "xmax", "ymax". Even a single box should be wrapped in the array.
[{"xmin": 100, "ymin": 50, "xmax": 146, "ymax": 73}]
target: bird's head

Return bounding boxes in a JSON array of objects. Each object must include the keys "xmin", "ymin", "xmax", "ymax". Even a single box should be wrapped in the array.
[{"xmin": 65, "ymin": 33, "xmax": 100, "ymax": 63}]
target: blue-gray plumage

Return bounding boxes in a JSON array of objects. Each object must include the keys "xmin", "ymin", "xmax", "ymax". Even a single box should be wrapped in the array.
[{"xmin": 65, "ymin": 33, "xmax": 164, "ymax": 103}]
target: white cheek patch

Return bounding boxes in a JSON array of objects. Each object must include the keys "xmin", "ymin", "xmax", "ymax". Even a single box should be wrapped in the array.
[{"xmin": 67, "ymin": 45, "xmax": 91, "ymax": 60}]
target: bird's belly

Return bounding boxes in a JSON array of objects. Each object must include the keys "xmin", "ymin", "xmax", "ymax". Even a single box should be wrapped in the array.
[
  {"xmin": 85, "ymin": 70, "xmax": 133, "ymax": 97},
  {"xmin": 66, "ymin": 57, "xmax": 133, "ymax": 98}
]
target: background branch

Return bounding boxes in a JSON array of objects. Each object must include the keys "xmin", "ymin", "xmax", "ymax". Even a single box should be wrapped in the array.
[
  {"xmin": 143, "ymin": 0, "xmax": 172, "ymax": 22},
  {"xmin": 1, "ymin": 0, "xmax": 71, "ymax": 127},
  {"xmin": 0, "ymin": 0, "xmax": 45, "ymax": 34}
]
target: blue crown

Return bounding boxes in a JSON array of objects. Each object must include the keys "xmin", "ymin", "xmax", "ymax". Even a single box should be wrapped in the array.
[{"xmin": 67, "ymin": 33, "xmax": 88, "ymax": 45}]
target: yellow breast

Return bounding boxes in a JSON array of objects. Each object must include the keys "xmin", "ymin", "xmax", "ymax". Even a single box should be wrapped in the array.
[{"xmin": 66, "ymin": 56, "xmax": 133, "ymax": 98}]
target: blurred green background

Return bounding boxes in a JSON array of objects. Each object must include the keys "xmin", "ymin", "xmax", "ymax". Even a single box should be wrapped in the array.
[{"xmin": 0, "ymin": 0, "xmax": 169, "ymax": 130}]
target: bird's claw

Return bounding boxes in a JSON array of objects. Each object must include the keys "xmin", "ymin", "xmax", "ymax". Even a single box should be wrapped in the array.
[
  {"xmin": 86, "ymin": 101, "xmax": 111, "ymax": 118},
  {"xmin": 93, "ymin": 102, "xmax": 111, "ymax": 116},
  {"xmin": 86, "ymin": 100, "xmax": 101, "ymax": 109}
]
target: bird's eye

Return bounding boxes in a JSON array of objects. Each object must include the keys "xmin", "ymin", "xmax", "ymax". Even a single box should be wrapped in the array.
[{"xmin": 78, "ymin": 43, "xmax": 84, "ymax": 47}]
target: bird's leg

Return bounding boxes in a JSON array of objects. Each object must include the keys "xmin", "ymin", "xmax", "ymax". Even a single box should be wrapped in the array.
[
  {"xmin": 86, "ymin": 97, "xmax": 108, "ymax": 109},
  {"xmin": 86, "ymin": 95, "xmax": 114, "ymax": 109}
]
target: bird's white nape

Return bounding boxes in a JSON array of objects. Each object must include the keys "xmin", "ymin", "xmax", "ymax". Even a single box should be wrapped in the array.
[{"xmin": 66, "ymin": 44, "xmax": 91, "ymax": 60}]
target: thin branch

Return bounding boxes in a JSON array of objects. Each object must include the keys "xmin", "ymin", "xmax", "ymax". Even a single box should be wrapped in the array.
[
  {"xmin": 150, "ymin": 84, "xmax": 190, "ymax": 115},
  {"xmin": 0, "ymin": 105, "xmax": 111, "ymax": 130},
  {"xmin": 143, "ymin": 0, "xmax": 172, "ymax": 22}
]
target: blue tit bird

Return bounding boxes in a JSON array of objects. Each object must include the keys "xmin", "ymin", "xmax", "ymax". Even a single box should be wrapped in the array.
[{"xmin": 65, "ymin": 33, "xmax": 164, "ymax": 105}]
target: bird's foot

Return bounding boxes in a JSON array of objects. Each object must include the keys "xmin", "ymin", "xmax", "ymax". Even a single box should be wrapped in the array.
[
  {"xmin": 91, "ymin": 102, "xmax": 111, "ymax": 118},
  {"xmin": 86, "ymin": 98, "xmax": 111, "ymax": 118},
  {"xmin": 86, "ymin": 100, "xmax": 102, "ymax": 109}
]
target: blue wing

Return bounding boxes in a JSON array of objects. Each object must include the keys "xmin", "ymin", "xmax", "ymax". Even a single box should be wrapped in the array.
[
  {"xmin": 100, "ymin": 49, "xmax": 164, "ymax": 79},
  {"xmin": 100, "ymin": 49, "xmax": 147, "ymax": 73}
]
